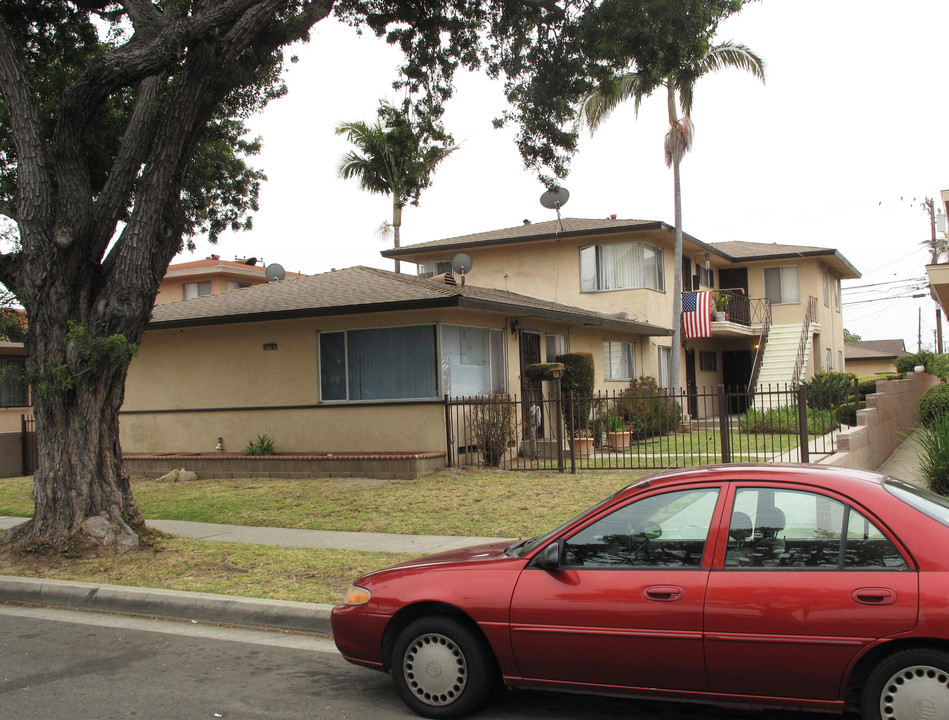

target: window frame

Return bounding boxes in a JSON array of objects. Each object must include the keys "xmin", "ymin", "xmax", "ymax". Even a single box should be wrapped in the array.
[
  {"xmin": 699, "ymin": 350, "xmax": 718, "ymax": 373},
  {"xmin": 580, "ymin": 241, "xmax": 665, "ymax": 293},
  {"xmin": 763, "ymin": 265, "xmax": 800, "ymax": 305},
  {"xmin": 603, "ymin": 340, "xmax": 635, "ymax": 382},
  {"xmin": 0, "ymin": 355, "xmax": 29, "ymax": 408}
]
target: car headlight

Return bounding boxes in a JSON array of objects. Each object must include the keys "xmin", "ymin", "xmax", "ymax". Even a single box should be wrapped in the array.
[{"xmin": 342, "ymin": 585, "xmax": 372, "ymax": 606}]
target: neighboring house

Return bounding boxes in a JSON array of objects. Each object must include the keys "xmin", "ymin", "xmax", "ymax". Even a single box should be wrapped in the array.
[
  {"xmin": 384, "ymin": 217, "xmax": 860, "ymax": 414},
  {"xmin": 844, "ymin": 339, "xmax": 910, "ymax": 375},
  {"xmin": 156, "ymin": 255, "xmax": 303, "ymax": 305},
  {"xmin": 0, "ymin": 338, "xmax": 28, "ymax": 433},
  {"xmin": 925, "ymin": 189, "xmax": 949, "ymax": 340},
  {"xmin": 120, "ymin": 266, "xmax": 670, "ymax": 455}
]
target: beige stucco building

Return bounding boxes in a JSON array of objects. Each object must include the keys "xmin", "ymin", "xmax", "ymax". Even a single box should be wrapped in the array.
[
  {"xmin": 385, "ymin": 217, "xmax": 859, "ymax": 414},
  {"xmin": 844, "ymin": 339, "xmax": 910, "ymax": 376},
  {"xmin": 121, "ymin": 266, "xmax": 669, "ymax": 455}
]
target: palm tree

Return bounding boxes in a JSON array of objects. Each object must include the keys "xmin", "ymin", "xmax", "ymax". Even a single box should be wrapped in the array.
[
  {"xmin": 337, "ymin": 101, "xmax": 458, "ymax": 272},
  {"xmin": 580, "ymin": 41, "xmax": 764, "ymax": 393}
]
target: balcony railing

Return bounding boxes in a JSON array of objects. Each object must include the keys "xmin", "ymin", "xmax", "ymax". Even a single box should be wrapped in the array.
[{"xmin": 686, "ymin": 288, "xmax": 769, "ymax": 328}]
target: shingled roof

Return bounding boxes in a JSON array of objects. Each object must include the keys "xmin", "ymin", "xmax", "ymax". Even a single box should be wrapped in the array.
[
  {"xmin": 383, "ymin": 217, "xmax": 860, "ymax": 278},
  {"xmin": 148, "ymin": 265, "xmax": 672, "ymax": 336},
  {"xmin": 844, "ymin": 339, "xmax": 910, "ymax": 360}
]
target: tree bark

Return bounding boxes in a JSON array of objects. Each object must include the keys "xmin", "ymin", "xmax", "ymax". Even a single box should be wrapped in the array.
[{"xmin": 0, "ymin": 1, "xmax": 333, "ymax": 553}]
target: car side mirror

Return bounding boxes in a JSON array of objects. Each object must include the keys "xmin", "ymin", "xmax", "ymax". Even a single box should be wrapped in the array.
[{"xmin": 534, "ymin": 541, "xmax": 562, "ymax": 570}]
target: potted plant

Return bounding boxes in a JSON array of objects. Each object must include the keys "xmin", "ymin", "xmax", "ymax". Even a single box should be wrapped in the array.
[
  {"xmin": 556, "ymin": 353, "xmax": 596, "ymax": 459},
  {"xmin": 712, "ymin": 290, "xmax": 731, "ymax": 321},
  {"xmin": 606, "ymin": 411, "xmax": 631, "ymax": 451}
]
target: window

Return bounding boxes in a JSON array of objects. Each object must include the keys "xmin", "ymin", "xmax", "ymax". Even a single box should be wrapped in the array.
[
  {"xmin": 580, "ymin": 242, "xmax": 664, "ymax": 292},
  {"xmin": 839, "ymin": 350, "xmax": 844, "ymax": 371},
  {"xmin": 441, "ymin": 326, "xmax": 505, "ymax": 397},
  {"xmin": 763, "ymin": 266, "xmax": 800, "ymax": 305},
  {"xmin": 183, "ymin": 281, "xmax": 211, "ymax": 300},
  {"xmin": 563, "ymin": 488, "xmax": 720, "ymax": 567},
  {"xmin": 0, "ymin": 356, "xmax": 28, "ymax": 407},
  {"xmin": 417, "ymin": 260, "xmax": 453, "ymax": 278},
  {"xmin": 826, "ymin": 347, "xmax": 832, "ymax": 371},
  {"xmin": 823, "ymin": 271, "xmax": 830, "ymax": 307},
  {"xmin": 658, "ymin": 346, "xmax": 672, "ymax": 390},
  {"xmin": 604, "ymin": 341, "xmax": 634, "ymax": 381},
  {"xmin": 699, "ymin": 350, "xmax": 718, "ymax": 372},
  {"xmin": 697, "ymin": 264, "xmax": 714, "ymax": 288},
  {"xmin": 545, "ymin": 334, "xmax": 567, "ymax": 362},
  {"xmin": 226, "ymin": 281, "xmax": 251, "ymax": 291},
  {"xmin": 319, "ymin": 325, "xmax": 438, "ymax": 401},
  {"xmin": 834, "ymin": 277, "xmax": 842, "ymax": 312},
  {"xmin": 724, "ymin": 488, "xmax": 906, "ymax": 569}
]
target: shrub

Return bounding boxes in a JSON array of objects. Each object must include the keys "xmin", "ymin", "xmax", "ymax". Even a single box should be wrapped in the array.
[
  {"xmin": 895, "ymin": 351, "xmax": 949, "ymax": 379},
  {"xmin": 739, "ymin": 406, "xmax": 839, "ymax": 435},
  {"xmin": 556, "ymin": 352, "xmax": 595, "ymax": 434},
  {"xmin": 919, "ymin": 383, "xmax": 949, "ymax": 427},
  {"xmin": 835, "ymin": 400, "xmax": 866, "ymax": 426},
  {"xmin": 616, "ymin": 376, "xmax": 682, "ymax": 439},
  {"xmin": 467, "ymin": 395, "xmax": 516, "ymax": 467},
  {"xmin": 855, "ymin": 375, "xmax": 882, "ymax": 398},
  {"xmin": 917, "ymin": 413, "xmax": 949, "ymax": 495},
  {"xmin": 802, "ymin": 371, "xmax": 855, "ymax": 410},
  {"xmin": 243, "ymin": 434, "xmax": 275, "ymax": 456}
]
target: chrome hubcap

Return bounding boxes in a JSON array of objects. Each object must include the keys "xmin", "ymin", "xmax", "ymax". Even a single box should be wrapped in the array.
[
  {"xmin": 402, "ymin": 632, "xmax": 467, "ymax": 707},
  {"xmin": 880, "ymin": 664, "xmax": 949, "ymax": 720}
]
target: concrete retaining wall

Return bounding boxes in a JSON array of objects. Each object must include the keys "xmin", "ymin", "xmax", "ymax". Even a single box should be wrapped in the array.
[{"xmin": 821, "ymin": 370, "xmax": 939, "ymax": 471}]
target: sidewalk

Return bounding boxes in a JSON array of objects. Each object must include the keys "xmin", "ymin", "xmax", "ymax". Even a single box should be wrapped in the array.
[{"xmin": 0, "ymin": 436, "xmax": 927, "ymax": 637}]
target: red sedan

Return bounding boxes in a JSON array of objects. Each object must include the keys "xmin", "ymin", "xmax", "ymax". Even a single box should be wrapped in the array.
[{"xmin": 331, "ymin": 464, "xmax": 949, "ymax": 719}]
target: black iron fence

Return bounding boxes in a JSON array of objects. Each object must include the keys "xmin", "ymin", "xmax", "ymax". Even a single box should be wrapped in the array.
[
  {"xmin": 446, "ymin": 381, "xmax": 850, "ymax": 472},
  {"xmin": 21, "ymin": 414, "xmax": 36, "ymax": 475}
]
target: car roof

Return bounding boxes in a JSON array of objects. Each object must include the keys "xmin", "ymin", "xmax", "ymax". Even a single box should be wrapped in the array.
[{"xmin": 618, "ymin": 463, "xmax": 887, "ymax": 498}]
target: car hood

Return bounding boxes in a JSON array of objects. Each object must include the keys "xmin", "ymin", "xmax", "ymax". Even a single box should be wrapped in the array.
[{"xmin": 388, "ymin": 540, "xmax": 517, "ymax": 570}]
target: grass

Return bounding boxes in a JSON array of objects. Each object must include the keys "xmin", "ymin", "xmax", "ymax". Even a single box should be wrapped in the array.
[{"xmin": 0, "ymin": 468, "xmax": 646, "ymax": 603}]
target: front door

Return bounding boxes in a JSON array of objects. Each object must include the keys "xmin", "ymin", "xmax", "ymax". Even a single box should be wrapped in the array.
[
  {"xmin": 519, "ymin": 331, "xmax": 543, "ymax": 434},
  {"xmin": 511, "ymin": 486, "xmax": 722, "ymax": 691},
  {"xmin": 718, "ymin": 267, "xmax": 748, "ymax": 294}
]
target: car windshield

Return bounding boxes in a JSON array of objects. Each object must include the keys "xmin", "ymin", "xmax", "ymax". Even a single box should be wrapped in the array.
[
  {"xmin": 884, "ymin": 476, "xmax": 949, "ymax": 528},
  {"xmin": 505, "ymin": 488, "xmax": 629, "ymax": 558}
]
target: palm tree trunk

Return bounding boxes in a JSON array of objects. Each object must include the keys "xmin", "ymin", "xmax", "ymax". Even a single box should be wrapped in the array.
[
  {"xmin": 667, "ymin": 85, "xmax": 683, "ymax": 395},
  {"xmin": 392, "ymin": 198, "xmax": 402, "ymax": 273}
]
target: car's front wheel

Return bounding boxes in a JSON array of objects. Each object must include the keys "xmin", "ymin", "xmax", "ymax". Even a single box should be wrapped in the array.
[
  {"xmin": 391, "ymin": 615, "xmax": 495, "ymax": 719},
  {"xmin": 861, "ymin": 648, "xmax": 949, "ymax": 720}
]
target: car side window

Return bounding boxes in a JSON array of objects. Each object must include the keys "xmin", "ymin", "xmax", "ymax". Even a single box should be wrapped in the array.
[
  {"xmin": 563, "ymin": 488, "xmax": 719, "ymax": 568},
  {"xmin": 725, "ymin": 488, "xmax": 907, "ymax": 570}
]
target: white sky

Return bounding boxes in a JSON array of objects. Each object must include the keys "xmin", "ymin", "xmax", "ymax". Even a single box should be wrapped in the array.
[{"xmin": 178, "ymin": 0, "xmax": 949, "ymax": 353}]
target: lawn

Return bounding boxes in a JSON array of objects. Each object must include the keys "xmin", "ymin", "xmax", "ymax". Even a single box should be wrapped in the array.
[{"xmin": 0, "ymin": 468, "xmax": 647, "ymax": 603}]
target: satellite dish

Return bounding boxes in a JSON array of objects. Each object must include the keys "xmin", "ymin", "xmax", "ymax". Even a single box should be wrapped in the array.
[
  {"xmin": 451, "ymin": 253, "xmax": 473, "ymax": 286},
  {"xmin": 265, "ymin": 263, "xmax": 286, "ymax": 283},
  {"xmin": 540, "ymin": 187, "xmax": 570, "ymax": 210},
  {"xmin": 540, "ymin": 187, "xmax": 570, "ymax": 232}
]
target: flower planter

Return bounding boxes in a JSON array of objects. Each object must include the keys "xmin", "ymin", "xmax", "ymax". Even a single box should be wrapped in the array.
[
  {"xmin": 571, "ymin": 437, "xmax": 594, "ymax": 459},
  {"xmin": 607, "ymin": 431, "xmax": 632, "ymax": 451}
]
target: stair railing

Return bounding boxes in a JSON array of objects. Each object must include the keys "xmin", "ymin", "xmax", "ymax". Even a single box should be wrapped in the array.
[
  {"xmin": 746, "ymin": 298, "xmax": 772, "ymax": 393},
  {"xmin": 791, "ymin": 296, "xmax": 818, "ymax": 386}
]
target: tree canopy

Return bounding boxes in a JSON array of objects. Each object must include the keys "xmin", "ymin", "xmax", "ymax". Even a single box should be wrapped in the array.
[{"xmin": 0, "ymin": 0, "xmax": 751, "ymax": 553}]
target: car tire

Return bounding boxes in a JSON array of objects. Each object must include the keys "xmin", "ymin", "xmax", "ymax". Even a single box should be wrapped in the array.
[
  {"xmin": 391, "ymin": 615, "xmax": 495, "ymax": 719},
  {"xmin": 861, "ymin": 648, "xmax": 949, "ymax": 720}
]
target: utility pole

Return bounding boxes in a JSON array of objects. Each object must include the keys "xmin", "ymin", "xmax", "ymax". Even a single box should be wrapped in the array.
[{"xmin": 922, "ymin": 197, "xmax": 944, "ymax": 354}]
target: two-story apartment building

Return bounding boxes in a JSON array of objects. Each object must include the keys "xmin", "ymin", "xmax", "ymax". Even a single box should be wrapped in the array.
[
  {"xmin": 383, "ymin": 217, "xmax": 859, "ymax": 406},
  {"xmin": 117, "ymin": 217, "xmax": 858, "ymax": 463}
]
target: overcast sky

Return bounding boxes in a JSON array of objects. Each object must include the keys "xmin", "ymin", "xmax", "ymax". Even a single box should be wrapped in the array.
[{"xmin": 178, "ymin": 0, "xmax": 949, "ymax": 353}]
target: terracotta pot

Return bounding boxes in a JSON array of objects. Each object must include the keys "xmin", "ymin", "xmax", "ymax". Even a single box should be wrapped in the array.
[
  {"xmin": 607, "ymin": 431, "xmax": 631, "ymax": 451},
  {"xmin": 571, "ymin": 437, "xmax": 594, "ymax": 458}
]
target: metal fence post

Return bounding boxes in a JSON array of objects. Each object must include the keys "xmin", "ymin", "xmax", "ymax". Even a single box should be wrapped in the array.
[
  {"xmin": 554, "ymin": 378, "xmax": 565, "ymax": 473},
  {"xmin": 444, "ymin": 395, "xmax": 453, "ymax": 468},
  {"xmin": 718, "ymin": 385, "xmax": 731, "ymax": 463},
  {"xmin": 798, "ymin": 385, "xmax": 809, "ymax": 463}
]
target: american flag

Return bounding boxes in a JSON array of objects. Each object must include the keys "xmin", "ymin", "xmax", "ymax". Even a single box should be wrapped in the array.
[{"xmin": 682, "ymin": 291, "xmax": 712, "ymax": 338}]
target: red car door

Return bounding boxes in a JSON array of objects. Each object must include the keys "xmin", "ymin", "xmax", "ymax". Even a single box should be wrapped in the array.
[
  {"xmin": 705, "ymin": 485, "xmax": 918, "ymax": 701},
  {"xmin": 510, "ymin": 486, "xmax": 722, "ymax": 692}
]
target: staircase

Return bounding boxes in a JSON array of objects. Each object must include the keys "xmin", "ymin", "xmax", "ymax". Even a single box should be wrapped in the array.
[{"xmin": 755, "ymin": 323, "xmax": 815, "ymax": 389}]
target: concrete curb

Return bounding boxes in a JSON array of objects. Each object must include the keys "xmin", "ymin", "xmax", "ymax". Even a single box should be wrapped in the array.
[{"xmin": 0, "ymin": 575, "xmax": 334, "ymax": 635}]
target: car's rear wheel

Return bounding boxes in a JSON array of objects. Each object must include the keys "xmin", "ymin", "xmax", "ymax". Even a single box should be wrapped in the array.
[
  {"xmin": 861, "ymin": 648, "xmax": 949, "ymax": 720},
  {"xmin": 391, "ymin": 615, "xmax": 495, "ymax": 719}
]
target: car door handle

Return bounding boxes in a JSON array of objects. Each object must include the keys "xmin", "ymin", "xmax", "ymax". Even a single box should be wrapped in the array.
[
  {"xmin": 852, "ymin": 587, "xmax": 897, "ymax": 605},
  {"xmin": 643, "ymin": 585, "xmax": 685, "ymax": 602}
]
